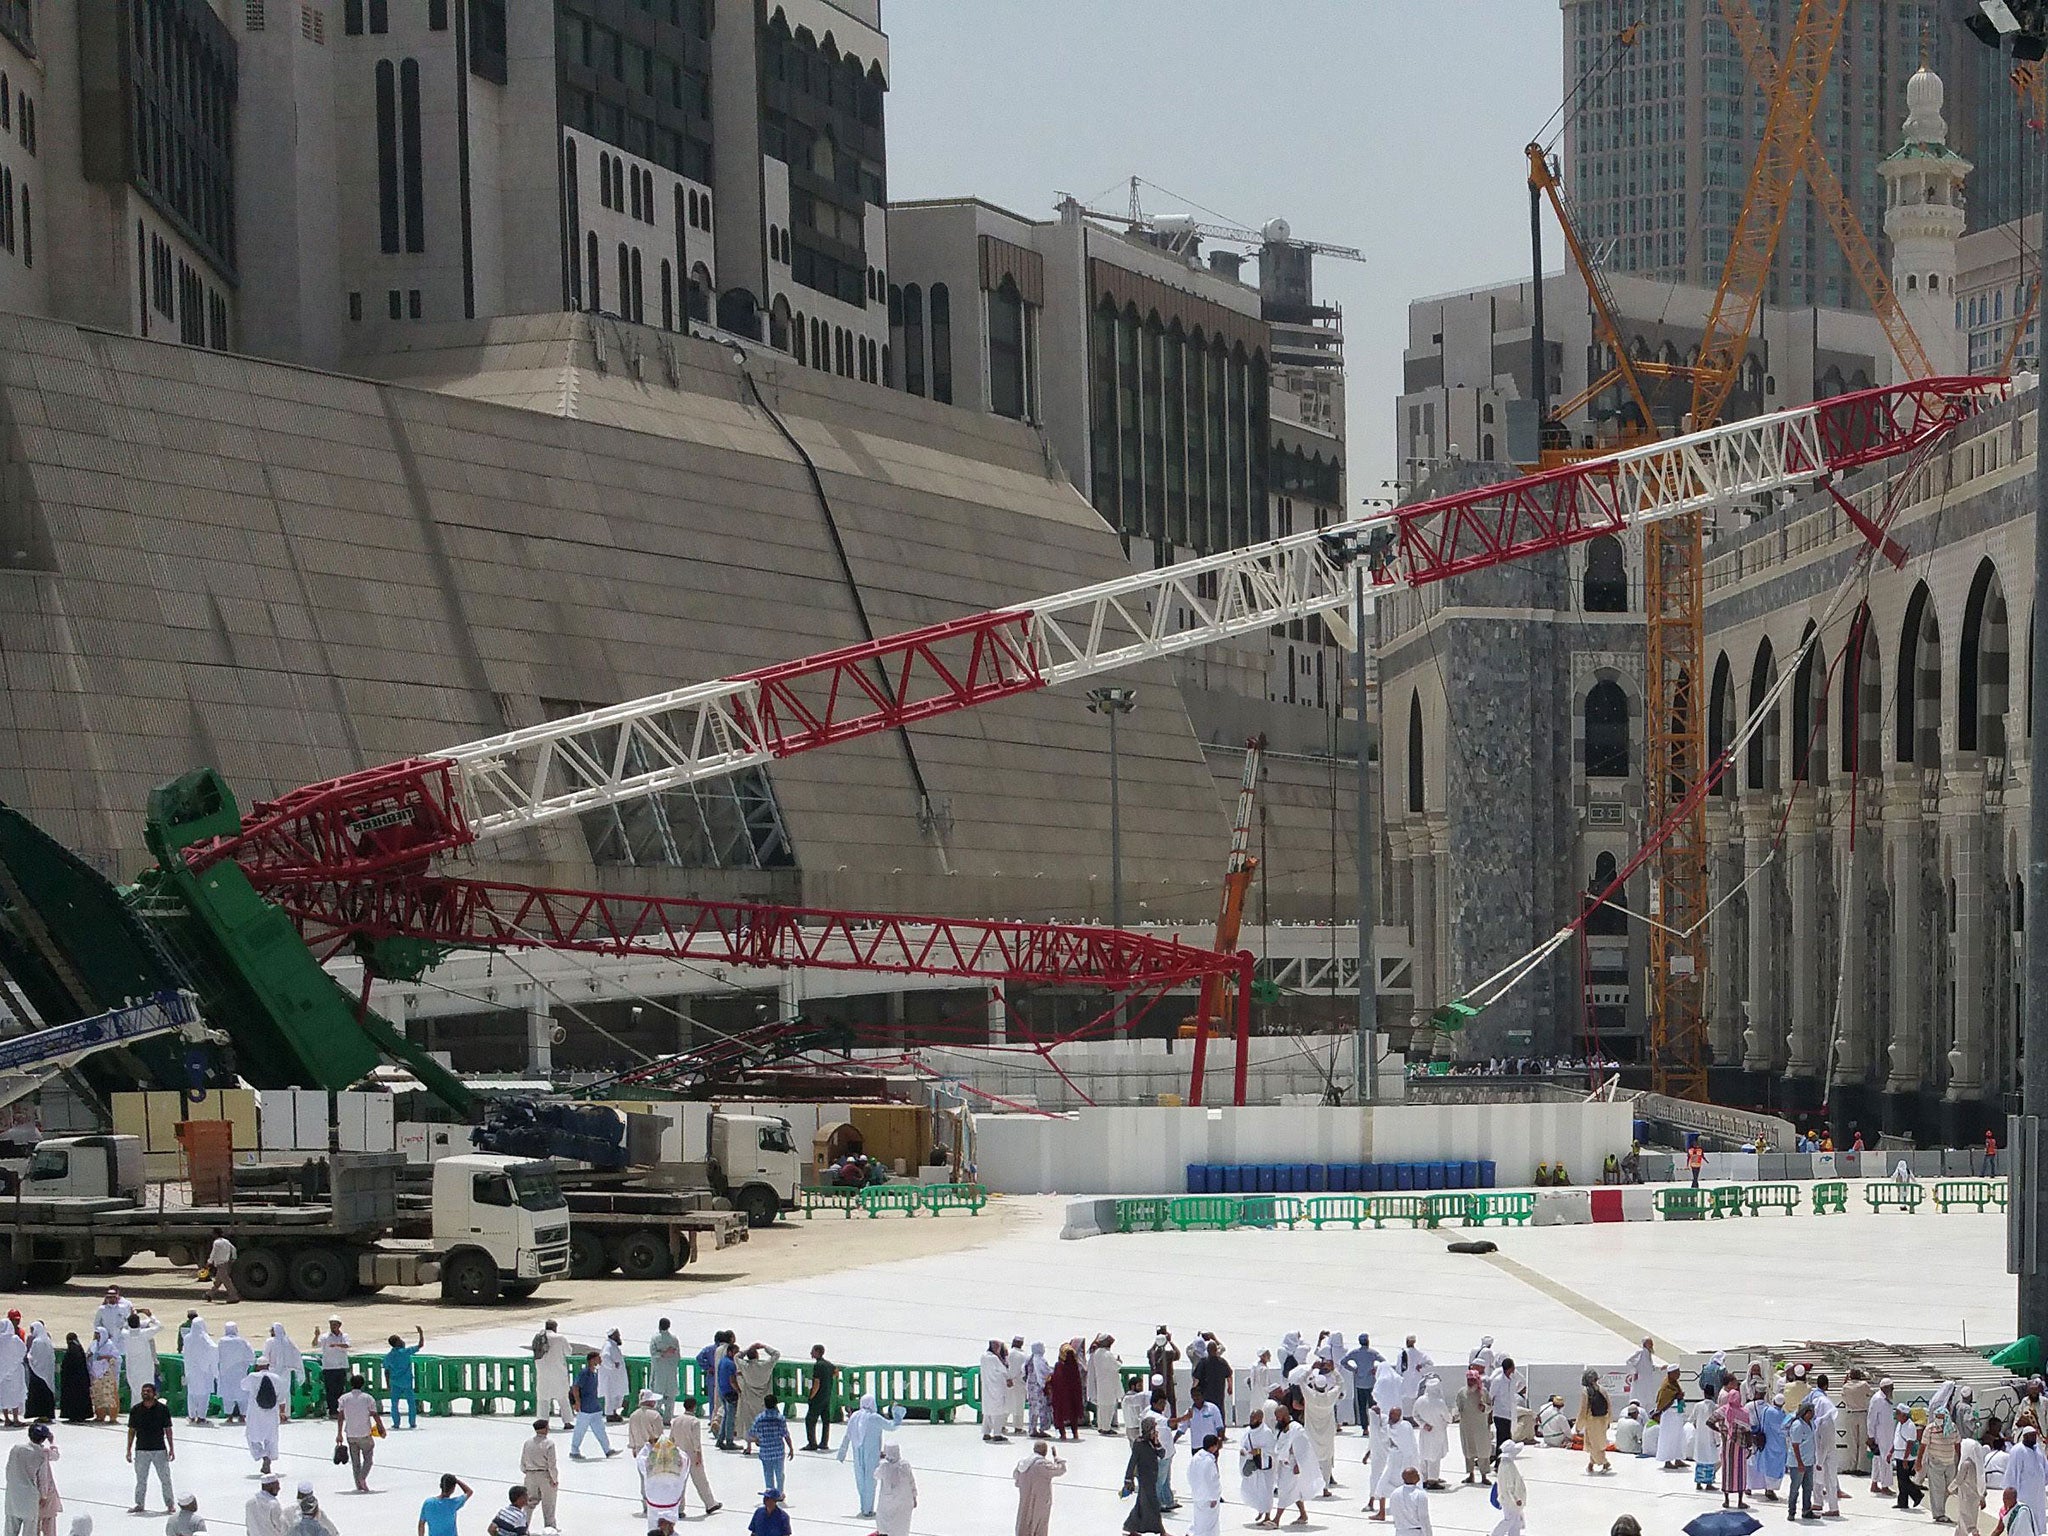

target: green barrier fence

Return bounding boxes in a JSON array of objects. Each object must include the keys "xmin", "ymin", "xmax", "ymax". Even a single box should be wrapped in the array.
[
  {"xmin": 153, "ymin": 1350, "xmax": 987, "ymax": 1422},
  {"xmin": 801, "ymin": 1183, "xmax": 990, "ymax": 1220},
  {"xmin": 1934, "ymin": 1179, "xmax": 2008, "ymax": 1213},
  {"xmin": 1811, "ymin": 1181, "xmax": 1849, "ymax": 1214},
  {"xmin": 1865, "ymin": 1182, "xmax": 1925, "ymax": 1213}
]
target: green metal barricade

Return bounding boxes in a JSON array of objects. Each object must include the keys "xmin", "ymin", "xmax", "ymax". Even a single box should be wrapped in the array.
[
  {"xmin": 1472, "ymin": 1192, "xmax": 1535, "ymax": 1226},
  {"xmin": 1302, "ymin": 1195, "xmax": 1376, "ymax": 1230},
  {"xmin": 801, "ymin": 1187, "xmax": 862, "ymax": 1219},
  {"xmin": 1933, "ymin": 1178, "xmax": 2007, "ymax": 1213},
  {"xmin": 1865, "ymin": 1181, "xmax": 1925, "ymax": 1214},
  {"xmin": 1741, "ymin": 1183, "xmax": 1800, "ymax": 1215},
  {"xmin": 1365, "ymin": 1194, "xmax": 1439, "ymax": 1229},
  {"xmin": 1709, "ymin": 1185, "xmax": 1746, "ymax": 1218},
  {"xmin": 1427, "ymin": 1192, "xmax": 1478, "ymax": 1227},
  {"xmin": 1655, "ymin": 1188, "xmax": 1712, "ymax": 1221},
  {"xmin": 919, "ymin": 1183, "xmax": 989, "ymax": 1215},
  {"xmin": 1811, "ymin": 1180, "xmax": 1849, "ymax": 1214}
]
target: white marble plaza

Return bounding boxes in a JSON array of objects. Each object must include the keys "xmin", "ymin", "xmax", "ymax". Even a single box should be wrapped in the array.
[{"xmin": 16, "ymin": 1192, "xmax": 2020, "ymax": 1533}]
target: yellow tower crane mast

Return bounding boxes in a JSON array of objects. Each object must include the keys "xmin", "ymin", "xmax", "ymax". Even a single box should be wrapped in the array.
[
  {"xmin": 1718, "ymin": 0, "xmax": 1934, "ymax": 381},
  {"xmin": 1641, "ymin": 0, "xmax": 1850, "ymax": 1101}
]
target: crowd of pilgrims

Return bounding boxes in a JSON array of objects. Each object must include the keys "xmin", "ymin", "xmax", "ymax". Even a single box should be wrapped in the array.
[{"xmin": 971, "ymin": 1326, "xmax": 2041, "ymax": 1534}]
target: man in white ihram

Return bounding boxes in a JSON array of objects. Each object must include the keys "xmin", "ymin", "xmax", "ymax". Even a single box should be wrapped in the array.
[
  {"xmin": 1996, "ymin": 1484, "xmax": 2043, "ymax": 1536},
  {"xmin": 2011, "ymin": 1426, "xmax": 2048, "ymax": 1524},
  {"xmin": 1390, "ymin": 1465, "xmax": 1432, "ymax": 1536},
  {"xmin": 1621, "ymin": 1338, "xmax": 1656, "ymax": 1403},
  {"xmin": 979, "ymin": 1342, "xmax": 1010, "ymax": 1444},
  {"xmin": 532, "ymin": 1323, "xmax": 572, "ymax": 1429},
  {"xmin": 1370, "ymin": 1405, "xmax": 1421, "ymax": 1521}
]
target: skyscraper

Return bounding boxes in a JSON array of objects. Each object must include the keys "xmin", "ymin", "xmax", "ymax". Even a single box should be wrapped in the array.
[{"xmin": 1559, "ymin": 0, "xmax": 1952, "ymax": 311}]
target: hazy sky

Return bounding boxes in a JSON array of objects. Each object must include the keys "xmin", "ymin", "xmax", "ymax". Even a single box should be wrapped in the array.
[{"xmin": 883, "ymin": 1, "xmax": 1565, "ymax": 508}]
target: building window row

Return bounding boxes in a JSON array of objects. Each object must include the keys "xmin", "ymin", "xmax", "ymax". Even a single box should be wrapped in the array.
[
  {"xmin": 0, "ymin": 73, "xmax": 33, "ymax": 156},
  {"xmin": 137, "ymin": 221, "xmax": 227, "ymax": 351},
  {"xmin": 373, "ymin": 58, "xmax": 425, "ymax": 254},
  {"xmin": 1084, "ymin": 296, "xmax": 1269, "ymax": 558},
  {"xmin": 0, "ymin": 167, "xmax": 23, "ymax": 267},
  {"xmin": 128, "ymin": 0, "xmax": 236, "ymax": 276},
  {"xmin": 886, "ymin": 283, "xmax": 956, "ymax": 403},
  {"xmin": 779, "ymin": 308, "xmax": 876, "ymax": 384},
  {"xmin": 684, "ymin": 186, "xmax": 712, "ymax": 232},
  {"xmin": 596, "ymin": 152, "xmax": 658, "ymax": 227}
]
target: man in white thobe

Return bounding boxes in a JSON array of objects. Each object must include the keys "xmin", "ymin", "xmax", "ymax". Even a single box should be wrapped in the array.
[
  {"xmin": 1301, "ymin": 1365, "xmax": 1343, "ymax": 1492},
  {"xmin": 2011, "ymin": 1427, "xmax": 2048, "ymax": 1519},
  {"xmin": 1491, "ymin": 1441, "xmax": 1527, "ymax": 1536},
  {"xmin": 980, "ymin": 1343, "xmax": 1010, "ymax": 1443},
  {"xmin": 1186, "ymin": 1435, "xmax": 1223, "ymax": 1536},
  {"xmin": 244, "ymin": 1475, "xmax": 287, "ymax": 1536},
  {"xmin": 1869, "ymin": 1380, "xmax": 1898, "ymax": 1494},
  {"xmin": 1390, "ymin": 1465, "xmax": 1433, "ymax": 1536},
  {"xmin": 533, "ymin": 1322, "xmax": 572, "ymax": 1427},
  {"xmin": 120, "ymin": 1311, "xmax": 162, "ymax": 1398},
  {"xmin": 92, "ymin": 1290, "xmax": 129, "ymax": 1347},
  {"xmin": 0, "ymin": 1331, "xmax": 22, "ymax": 1425},
  {"xmin": 1272, "ymin": 1407, "xmax": 1323, "ymax": 1518},
  {"xmin": 1006, "ymin": 1336, "xmax": 1029, "ymax": 1436},
  {"xmin": 1398, "ymin": 1338, "xmax": 1434, "ymax": 1413},
  {"xmin": 1804, "ymin": 1374, "xmax": 1841, "ymax": 1515},
  {"xmin": 1622, "ymin": 1339, "xmax": 1656, "ymax": 1403},
  {"xmin": 1087, "ymin": 1338, "xmax": 1121, "ymax": 1436},
  {"xmin": 182, "ymin": 1317, "xmax": 219, "ymax": 1423},
  {"xmin": 1372, "ymin": 1407, "xmax": 1421, "ymax": 1520},
  {"xmin": 215, "ymin": 1324, "xmax": 254, "ymax": 1423}
]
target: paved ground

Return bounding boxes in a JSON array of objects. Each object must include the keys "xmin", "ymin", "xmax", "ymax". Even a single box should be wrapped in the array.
[{"xmin": 12, "ymin": 1189, "xmax": 2017, "ymax": 1533}]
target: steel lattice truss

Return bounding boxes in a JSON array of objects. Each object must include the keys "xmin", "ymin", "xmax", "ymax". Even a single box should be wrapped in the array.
[
  {"xmin": 172, "ymin": 380, "xmax": 2005, "ymax": 1105},
  {"xmin": 196, "ymin": 376, "xmax": 2002, "ymax": 884}
]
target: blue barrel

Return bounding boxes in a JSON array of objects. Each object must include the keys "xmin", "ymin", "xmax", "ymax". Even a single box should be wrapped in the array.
[
  {"xmin": 1206, "ymin": 1164, "xmax": 1226, "ymax": 1194},
  {"xmin": 1330, "ymin": 1163, "xmax": 1352, "ymax": 1192},
  {"xmin": 1271, "ymin": 1164, "xmax": 1292, "ymax": 1193},
  {"xmin": 1257, "ymin": 1164, "xmax": 1277, "ymax": 1194},
  {"xmin": 1366, "ymin": 1162, "xmax": 1386, "ymax": 1191},
  {"xmin": 1185, "ymin": 1163, "xmax": 1206, "ymax": 1194},
  {"xmin": 1460, "ymin": 1160, "xmax": 1480, "ymax": 1188},
  {"xmin": 1426, "ymin": 1162, "xmax": 1446, "ymax": 1190},
  {"xmin": 1633, "ymin": 1118, "xmax": 1649, "ymax": 1144},
  {"xmin": 1479, "ymin": 1159, "xmax": 1498, "ymax": 1189},
  {"xmin": 1307, "ymin": 1164, "xmax": 1327, "ymax": 1191},
  {"xmin": 1394, "ymin": 1163, "xmax": 1413, "ymax": 1191},
  {"xmin": 1222, "ymin": 1164, "xmax": 1242, "ymax": 1193},
  {"xmin": 1292, "ymin": 1163, "xmax": 1311, "ymax": 1191}
]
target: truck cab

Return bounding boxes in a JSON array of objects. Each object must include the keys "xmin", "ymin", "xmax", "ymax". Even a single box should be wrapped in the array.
[
  {"xmin": 429, "ymin": 1153, "xmax": 572, "ymax": 1304},
  {"xmin": 708, "ymin": 1114, "xmax": 801, "ymax": 1226},
  {"xmin": 23, "ymin": 1135, "xmax": 143, "ymax": 1202}
]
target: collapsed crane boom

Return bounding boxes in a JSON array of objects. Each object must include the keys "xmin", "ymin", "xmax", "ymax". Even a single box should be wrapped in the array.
[{"xmin": 196, "ymin": 377, "xmax": 2004, "ymax": 892}]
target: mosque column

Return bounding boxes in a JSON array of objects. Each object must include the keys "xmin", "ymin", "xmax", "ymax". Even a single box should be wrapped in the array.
[
  {"xmin": 1386, "ymin": 822, "xmax": 1416, "ymax": 1026},
  {"xmin": 1946, "ymin": 769, "xmax": 1987, "ymax": 1102},
  {"xmin": 1410, "ymin": 817, "xmax": 1443, "ymax": 1027},
  {"xmin": 1885, "ymin": 768, "xmax": 1929, "ymax": 1095},
  {"xmin": 1830, "ymin": 806, "xmax": 1874, "ymax": 1088},
  {"xmin": 1740, "ymin": 794, "xmax": 1778, "ymax": 1072},
  {"xmin": 1705, "ymin": 800, "xmax": 1743, "ymax": 1065},
  {"xmin": 1785, "ymin": 796, "xmax": 1823, "ymax": 1081}
]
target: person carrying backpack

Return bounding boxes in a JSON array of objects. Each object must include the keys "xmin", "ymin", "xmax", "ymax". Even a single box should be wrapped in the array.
[{"xmin": 1578, "ymin": 1370, "xmax": 1612, "ymax": 1474}]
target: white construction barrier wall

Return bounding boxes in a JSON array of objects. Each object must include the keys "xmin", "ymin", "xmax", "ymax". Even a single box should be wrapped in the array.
[{"xmin": 972, "ymin": 1101, "xmax": 1633, "ymax": 1195}]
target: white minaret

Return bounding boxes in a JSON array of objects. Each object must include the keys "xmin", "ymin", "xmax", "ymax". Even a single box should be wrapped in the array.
[{"xmin": 1880, "ymin": 64, "xmax": 1971, "ymax": 378}]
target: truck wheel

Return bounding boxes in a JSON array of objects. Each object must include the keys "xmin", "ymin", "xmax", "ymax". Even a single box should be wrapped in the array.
[
  {"xmin": 287, "ymin": 1246, "xmax": 351, "ymax": 1305},
  {"xmin": 612, "ymin": 1228, "xmax": 676, "ymax": 1281},
  {"xmin": 441, "ymin": 1251, "xmax": 501, "ymax": 1305},
  {"xmin": 237, "ymin": 1246, "xmax": 288, "ymax": 1302},
  {"xmin": 738, "ymin": 1186, "xmax": 780, "ymax": 1228},
  {"xmin": 566, "ymin": 1230, "xmax": 614, "ymax": 1280}
]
